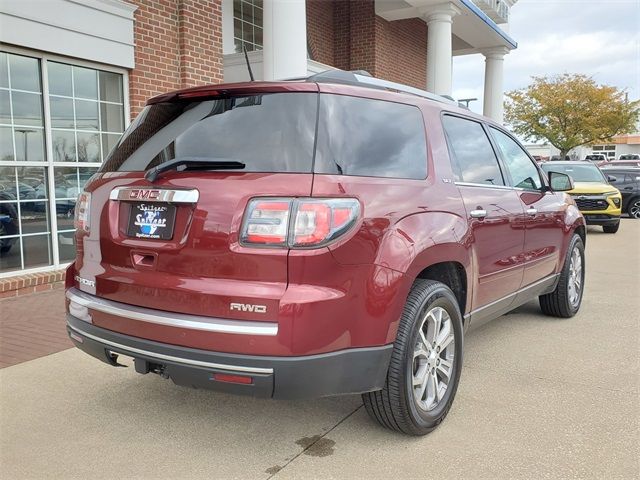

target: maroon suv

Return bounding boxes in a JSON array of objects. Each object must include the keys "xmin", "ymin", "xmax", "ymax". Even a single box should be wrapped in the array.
[{"xmin": 65, "ymin": 71, "xmax": 586, "ymax": 435}]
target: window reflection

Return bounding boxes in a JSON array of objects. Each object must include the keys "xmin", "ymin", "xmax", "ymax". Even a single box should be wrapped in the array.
[{"xmin": 442, "ymin": 116, "xmax": 505, "ymax": 186}]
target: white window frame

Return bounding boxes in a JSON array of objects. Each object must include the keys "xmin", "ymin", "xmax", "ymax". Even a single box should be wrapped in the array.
[
  {"xmin": 0, "ymin": 45, "xmax": 130, "ymax": 278},
  {"xmin": 233, "ymin": 0, "xmax": 264, "ymax": 53}
]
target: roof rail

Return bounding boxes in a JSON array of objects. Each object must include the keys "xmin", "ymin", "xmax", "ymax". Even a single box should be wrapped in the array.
[{"xmin": 306, "ymin": 70, "xmax": 460, "ymax": 107}]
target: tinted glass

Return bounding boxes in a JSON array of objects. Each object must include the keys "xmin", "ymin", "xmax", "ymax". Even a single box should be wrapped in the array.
[
  {"xmin": 101, "ymin": 93, "xmax": 317, "ymax": 173},
  {"xmin": 314, "ymin": 95, "xmax": 427, "ymax": 179},
  {"xmin": 8, "ymin": 55, "xmax": 40, "ymax": 92},
  {"xmin": 541, "ymin": 163, "xmax": 606, "ymax": 183},
  {"xmin": 442, "ymin": 116, "xmax": 504, "ymax": 186},
  {"xmin": 490, "ymin": 127, "xmax": 542, "ymax": 190},
  {"xmin": 48, "ymin": 62, "xmax": 73, "ymax": 96}
]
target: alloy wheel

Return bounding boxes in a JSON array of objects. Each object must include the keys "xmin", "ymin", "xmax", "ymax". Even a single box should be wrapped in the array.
[
  {"xmin": 567, "ymin": 247, "xmax": 583, "ymax": 307},
  {"xmin": 412, "ymin": 306, "xmax": 455, "ymax": 411},
  {"xmin": 631, "ymin": 200, "xmax": 640, "ymax": 219}
]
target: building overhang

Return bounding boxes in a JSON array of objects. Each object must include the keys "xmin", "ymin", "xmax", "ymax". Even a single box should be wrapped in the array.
[
  {"xmin": 375, "ymin": 0, "xmax": 517, "ymax": 56},
  {"xmin": 0, "ymin": 0, "xmax": 137, "ymax": 69}
]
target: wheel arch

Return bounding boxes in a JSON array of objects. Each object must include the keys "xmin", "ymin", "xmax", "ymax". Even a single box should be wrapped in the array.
[{"xmin": 415, "ymin": 261, "xmax": 468, "ymax": 321}]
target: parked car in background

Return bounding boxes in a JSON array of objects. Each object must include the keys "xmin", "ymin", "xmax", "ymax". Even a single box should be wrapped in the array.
[
  {"xmin": 601, "ymin": 159, "xmax": 640, "ymax": 168},
  {"xmin": 600, "ymin": 167, "xmax": 640, "ymax": 219},
  {"xmin": 585, "ymin": 154, "xmax": 607, "ymax": 163},
  {"xmin": 618, "ymin": 154, "xmax": 640, "ymax": 161},
  {"xmin": 0, "ymin": 191, "xmax": 19, "ymax": 254},
  {"xmin": 64, "ymin": 71, "xmax": 587, "ymax": 436},
  {"xmin": 541, "ymin": 161, "xmax": 622, "ymax": 233}
]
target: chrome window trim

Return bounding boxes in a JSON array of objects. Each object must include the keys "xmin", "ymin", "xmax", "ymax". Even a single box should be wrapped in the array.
[
  {"xmin": 454, "ymin": 181, "xmax": 514, "ymax": 191},
  {"xmin": 109, "ymin": 187, "xmax": 199, "ymax": 203},
  {"xmin": 67, "ymin": 323, "xmax": 274, "ymax": 375},
  {"xmin": 66, "ymin": 288, "xmax": 278, "ymax": 336}
]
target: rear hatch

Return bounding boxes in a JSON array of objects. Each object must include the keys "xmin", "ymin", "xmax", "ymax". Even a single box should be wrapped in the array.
[{"xmin": 75, "ymin": 84, "xmax": 319, "ymax": 325}]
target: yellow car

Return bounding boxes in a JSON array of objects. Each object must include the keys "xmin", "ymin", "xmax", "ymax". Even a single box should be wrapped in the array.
[{"xmin": 542, "ymin": 161, "xmax": 622, "ymax": 233}]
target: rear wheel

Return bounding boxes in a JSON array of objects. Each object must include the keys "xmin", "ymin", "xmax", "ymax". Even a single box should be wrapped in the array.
[
  {"xmin": 603, "ymin": 221, "xmax": 620, "ymax": 233},
  {"xmin": 362, "ymin": 279, "xmax": 463, "ymax": 435},
  {"xmin": 539, "ymin": 234, "xmax": 585, "ymax": 318},
  {"xmin": 628, "ymin": 198, "xmax": 640, "ymax": 219}
]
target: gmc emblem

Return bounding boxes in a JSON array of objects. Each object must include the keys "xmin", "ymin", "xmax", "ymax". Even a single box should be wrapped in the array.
[
  {"xmin": 129, "ymin": 189, "xmax": 160, "ymax": 200},
  {"xmin": 230, "ymin": 302, "xmax": 267, "ymax": 314}
]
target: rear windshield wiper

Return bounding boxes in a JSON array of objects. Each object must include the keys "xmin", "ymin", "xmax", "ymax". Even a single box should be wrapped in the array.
[{"xmin": 145, "ymin": 157, "xmax": 246, "ymax": 182}]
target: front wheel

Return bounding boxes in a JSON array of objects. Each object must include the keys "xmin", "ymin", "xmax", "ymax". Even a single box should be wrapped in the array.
[
  {"xmin": 362, "ymin": 279, "xmax": 464, "ymax": 435},
  {"xmin": 603, "ymin": 221, "xmax": 620, "ymax": 233},
  {"xmin": 539, "ymin": 234, "xmax": 585, "ymax": 318}
]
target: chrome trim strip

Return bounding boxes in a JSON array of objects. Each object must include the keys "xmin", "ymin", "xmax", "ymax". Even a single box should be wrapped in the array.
[
  {"xmin": 109, "ymin": 187, "xmax": 199, "ymax": 203},
  {"xmin": 66, "ymin": 288, "xmax": 278, "ymax": 336},
  {"xmin": 468, "ymin": 273, "xmax": 560, "ymax": 316},
  {"xmin": 568, "ymin": 194, "xmax": 608, "ymax": 200},
  {"xmin": 67, "ymin": 323, "xmax": 274, "ymax": 374},
  {"xmin": 455, "ymin": 181, "xmax": 514, "ymax": 191}
]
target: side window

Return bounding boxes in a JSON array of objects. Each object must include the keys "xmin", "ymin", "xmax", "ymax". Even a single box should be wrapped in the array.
[
  {"xmin": 314, "ymin": 94, "xmax": 427, "ymax": 179},
  {"xmin": 490, "ymin": 127, "xmax": 543, "ymax": 191},
  {"xmin": 442, "ymin": 115, "xmax": 505, "ymax": 186}
]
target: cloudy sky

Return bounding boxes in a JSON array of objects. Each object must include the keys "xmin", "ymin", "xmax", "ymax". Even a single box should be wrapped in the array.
[{"xmin": 452, "ymin": 0, "xmax": 640, "ymax": 115}]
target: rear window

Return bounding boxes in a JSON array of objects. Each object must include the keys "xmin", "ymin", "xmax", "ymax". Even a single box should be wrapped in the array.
[
  {"xmin": 101, "ymin": 93, "xmax": 317, "ymax": 172},
  {"xmin": 314, "ymin": 95, "xmax": 428, "ymax": 179},
  {"xmin": 541, "ymin": 163, "xmax": 606, "ymax": 183}
]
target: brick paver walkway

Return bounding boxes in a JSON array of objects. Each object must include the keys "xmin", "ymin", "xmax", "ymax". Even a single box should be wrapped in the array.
[{"xmin": 0, "ymin": 289, "xmax": 71, "ymax": 368}]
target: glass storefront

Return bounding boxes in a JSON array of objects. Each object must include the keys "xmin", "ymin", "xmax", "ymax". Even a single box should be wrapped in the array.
[{"xmin": 0, "ymin": 50, "xmax": 127, "ymax": 275}]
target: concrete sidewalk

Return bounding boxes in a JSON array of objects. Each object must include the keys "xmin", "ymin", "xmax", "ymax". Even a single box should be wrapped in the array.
[{"xmin": 1, "ymin": 221, "xmax": 638, "ymax": 479}]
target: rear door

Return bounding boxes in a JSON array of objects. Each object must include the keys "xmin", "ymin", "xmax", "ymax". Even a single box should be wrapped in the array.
[
  {"xmin": 488, "ymin": 126, "xmax": 565, "ymax": 287},
  {"xmin": 75, "ymin": 91, "xmax": 318, "ymax": 329},
  {"xmin": 442, "ymin": 115, "xmax": 525, "ymax": 320}
]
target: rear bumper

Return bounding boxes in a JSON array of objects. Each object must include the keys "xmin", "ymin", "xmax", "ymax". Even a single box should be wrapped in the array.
[{"xmin": 66, "ymin": 315, "xmax": 392, "ymax": 399}]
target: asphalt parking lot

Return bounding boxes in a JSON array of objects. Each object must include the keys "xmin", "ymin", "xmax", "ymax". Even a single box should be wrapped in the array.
[{"xmin": 1, "ymin": 220, "xmax": 638, "ymax": 480}]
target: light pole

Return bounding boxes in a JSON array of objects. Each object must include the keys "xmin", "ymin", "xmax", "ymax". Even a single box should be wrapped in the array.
[
  {"xmin": 14, "ymin": 128, "xmax": 36, "ymax": 161},
  {"xmin": 458, "ymin": 98, "xmax": 478, "ymax": 108}
]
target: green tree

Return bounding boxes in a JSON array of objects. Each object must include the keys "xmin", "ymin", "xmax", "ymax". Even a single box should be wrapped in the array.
[{"xmin": 505, "ymin": 74, "xmax": 640, "ymax": 159}]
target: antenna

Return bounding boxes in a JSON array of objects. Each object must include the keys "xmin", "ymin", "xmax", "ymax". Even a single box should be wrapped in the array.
[{"xmin": 242, "ymin": 45, "xmax": 255, "ymax": 82}]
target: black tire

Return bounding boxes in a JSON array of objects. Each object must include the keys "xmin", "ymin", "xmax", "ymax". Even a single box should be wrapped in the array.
[
  {"xmin": 539, "ymin": 234, "xmax": 585, "ymax": 318},
  {"xmin": 627, "ymin": 198, "xmax": 640, "ymax": 219},
  {"xmin": 603, "ymin": 221, "xmax": 620, "ymax": 233},
  {"xmin": 362, "ymin": 279, "xmax": 464, "ymax": 435}
]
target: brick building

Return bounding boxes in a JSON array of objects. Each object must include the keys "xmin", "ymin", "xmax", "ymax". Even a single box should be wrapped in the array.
[{"xmin": 0, "ymin": 0, "xmax": 517, "ymax": 286}]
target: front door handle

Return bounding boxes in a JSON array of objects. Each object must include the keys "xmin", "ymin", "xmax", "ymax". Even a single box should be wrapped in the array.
[
  {"xmin": 469, "ymin": 209, "xmax": 487, "ymax": 219},
  {"xmin": 526, "ymin": 207, "xmax": 537, "ymax": 216}
]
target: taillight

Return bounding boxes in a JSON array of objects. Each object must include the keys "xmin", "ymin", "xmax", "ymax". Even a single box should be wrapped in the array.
[
  {"xmin": 240, "ymin": 198, "xmax": 360, "ymax": 248},
  {"xmin": 74, "ymin": 192, "xmax": 91, "ymax": 233},
  {"xmin": 241, "ymin": 199, "xmax": 291, "ymax": 246}
]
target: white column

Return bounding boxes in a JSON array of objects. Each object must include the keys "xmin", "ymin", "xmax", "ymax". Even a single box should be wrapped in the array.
[
  {"xmin": 482, "ymin": 47, "xmax": 509, "ymax": 123},
  {"xmin": 423, "ymin": 3, "xmax": 460, "ymax": 96},
  {"xmin": 263, "ymin": 0, "xmax": 308, "ymax": 80},
  {"xmin": 222, "ymin": 0, "xmax": 235, "ymax": 55}
]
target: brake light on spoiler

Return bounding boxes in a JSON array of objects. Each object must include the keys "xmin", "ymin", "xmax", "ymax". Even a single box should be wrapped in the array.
[{"xmin": 240, "ymin": 198, "xmax": 360, "ymax": 248}]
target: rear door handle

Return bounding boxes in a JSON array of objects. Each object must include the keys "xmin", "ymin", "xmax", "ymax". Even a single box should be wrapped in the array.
[
  {"xmin": 469, "ymin": 209, "xmax": 487, "ymax": 219},
  {"xmin": 526, "ymin": 207, "xmax": 537, "ymax": 216}
]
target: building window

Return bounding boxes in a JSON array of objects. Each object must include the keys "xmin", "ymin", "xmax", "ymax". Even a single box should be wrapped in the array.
[
  {"xmin": 0, "ymin": 50, "xmax": 126, "ymax": 275},
  {"xmin": 592, "ymin": 145, "xmax": 616, "ymax": 158},
  {"xmin": 233, "ymin": 0, "xmax": 263, "ymax": 53}
]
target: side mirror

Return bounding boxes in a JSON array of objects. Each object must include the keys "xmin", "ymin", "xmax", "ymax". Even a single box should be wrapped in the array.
[
  {"xmin": 607, "ymin": 175, "xmax": 617, "ymax": 183},
  {"xmin": 548, "ymin": 171, "xmax": 574, "ymax": 192}
]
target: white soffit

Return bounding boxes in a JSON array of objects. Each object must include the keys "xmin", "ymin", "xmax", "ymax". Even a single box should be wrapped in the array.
[{"xmin": 0, "ymin": 0, "xmax": 137, "ymax": 69}]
